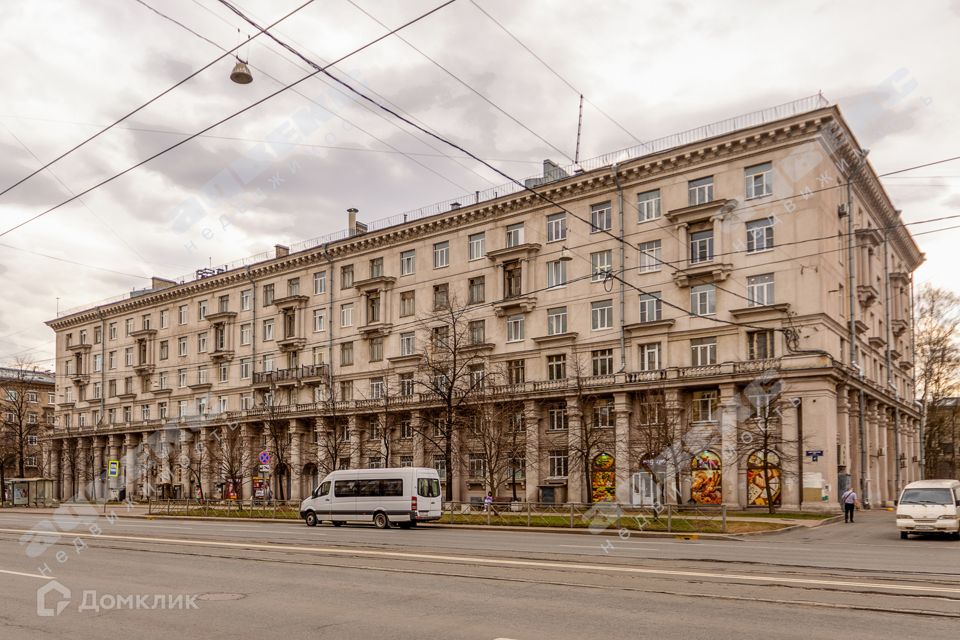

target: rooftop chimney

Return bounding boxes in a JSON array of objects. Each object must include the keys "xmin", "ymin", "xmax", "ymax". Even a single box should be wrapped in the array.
[
  {"xmin": 275, "ymin": 244, "xmax": 289, "ymax": 258},
  {"xmin": 150, "ymin": 277, "xmax": 177, "ymax": 291},
  {"xmin": 347, "ymin": 208, "xmax": 367, "ymax": 237}
]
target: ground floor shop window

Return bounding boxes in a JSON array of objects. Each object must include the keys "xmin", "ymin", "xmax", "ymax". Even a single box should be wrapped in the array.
[
  {"xmin": 690, "ymin": 450, "xmax": 721, "ymax": 504},
  {"xmin": 591, "ymin": 452, "xmax": 616, "ymax": 502},
  {"xmin": 747, "ymin": 450, "xmax": 781, "ymax": 506}
]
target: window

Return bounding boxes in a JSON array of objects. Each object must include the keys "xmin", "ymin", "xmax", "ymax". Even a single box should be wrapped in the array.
[
  {"xmin": 468, "ymin": 276, "xmax": 485, "ymax": 304},
  {"xmin": 175, "ymin": 304, "xmax": 187, "ymax": 326},
  {"xmin": 197, "ymin": 332, "xmax": 208, "ymax": 353},
  {"xmin": 639, "ymin": 292, "xmax": 662, "ymax": 323},
  {"xmin": 400, "ymin": 332, "xmax": 415, "ymax": 356},
  {"xmin": 547, "ymin": 406, "xmax": 568, "ymax": 431},
  {"xmin": 748, "ymin": 330, "xmax": 776, "ymax": 360},
  {"xmin": 590, "ymin": 201, "xmax": 612, "ymax": 233},
  {"xmin": 26, "ymin": 391, "xmax": 38, "ymax": 403},
  {"xmin": 688, "ymin": 176, "xmax": 714, "ymax": 205},
  {"xmin": 340, "ymin": 265, "xmax": 354, "ymax": 289},
  {"xmin": 93, "ymin": 354, "xmax": 103, "ymax": 372},
  {"xmin": 431, "ymin": 326, "xmax": 449, "ymax": 349},
  {"xmin": 262, "ymin": 283, "xmax": 275, "ymax": 306},
  {"xmin": 108, "ymin": 322, "xmax": 117, "ymax": 340},
  {"xmin": 218, "ymin": 396, "xmax": 228, "ymax": 414},
  {"xmin": 240, "ymin": 358, "xmax": 251, "ymax": 379},
  {"xmin": 241, "ymin": 289, "xmax": 251, "ymax": 311},
  {"xmin": 340, "ymin": 303, "xmax": 353, "ymax": 327},
  {"xmin": 507, "ymin": 359, "xmax": 525, "ymax": 384},
  {"xmin": 399, "ymin": 291, "xmax": 415, "ymax": 317},
  {"xmin": 370, "ymin": 377, "xmax": 385, "ymax": 399},
  {"xmin": 124, "ymin": 319, "xmax": 134, "ymax": 336},
  {"xmin": 234, "ymin": 323, "xmax": 249, "ymax": 346},
  {"xmin": 197, "ymin": 367, "xmax": 209, "ymax": 385},
  {"xmin": 593, "ymin": 399, "xmax": 614, "ymax": 428},
  {"xmin": 747, "ymin": 273, "xmax": 775, "ymax": 307},
  {"xmin": 433, "ymin": 284, "xmax": 449, "ymax": 310},
  {"xmin": 468, "ymin": 232, "xmax": 485, "ymax": 260},
  {"xmin": 692, "ymin": 390, "xmax": 718, "ymax": 422},
  {"xmin": 433, "ymin": 241, "xmax": 449, "ymax": 268},
  {"xmin": 159, "ymin": 309, "xmax": 169, "ymax": 329},
  {"xmin": 287, "ymin": 277, "xmax": 300, "ymax": 297},
  {"xmin": 746, "ymin": 217, "xmax": 774, "ymax": 253},
  {"xmin": 339, "ymin": 381, "xmax": 353, "ymax": 401},
  {"xmin": 262, "ymin": 355, "xmax": 274, "ymax": 373},
  {"xmin": 546, "ymin": 260, "xmax": 566, "ymax": 288},
  {"xmin": 745, "ymin": 161, "xmax": 772, "ymax": 199},
  {"xmin": 107, "ymin": 380, "xmax": 116, "ymax": 397},
  {"xmin": 263, "ymin": 319, "xmax": 275, "ymax": 341},
  {"xmin": 506, "ymin": 223, "xmax": 524, "ymax": 247},
  {"xmin": 469, "ymin": 453, "xmax": 488, "ymax": 479},
  {"xmin": 690, "ymin": 229, "xmax": 714, "ymax": 264},
  {"xmin": 637, "ymin": 189, "xmax": 661, "ymax": 222},
  {"xmin": 340, "ymin": 342, "xmax": 354, "ymax": 366},
  {"xmin": 159, "ymin": 341, "xmax": 169, "ymax": 360},
  {"xmin": 124, "ymin": 347, "xmax": 134, "ymax": 367},
  {"xmin": 399, "ymin": 455, "xmax": 414, "ymax": 468},
  {"xmin": 469, "ymin": 320, "xmax": 485, "ymax": 345},
  {"xmin": 369, "ymin": 257, "xmax": 383, "ymax": 278},
  {"xmin": 178, "ymin": 369, "xmax": 188, "ymax": 388},
  {"xmin": 691, "ymin": 284, "xmax": 716, "ymax": 316},
  {"xmin": 506, "ymin": 314, "xmax": 524, "ymax": 342},
  {"xmin": 399, "ymin": 373, "xmax": 415, "ymax": 397},
  {"xmin": 592, "ymin": 349, "xmax": 614, "ymax": 376},
  {"xmin": 503, "ymin": 261, "xmax": 522, "ymax": 298},
  {"xmin": 549, "ymin": 450, "xmax": 569, "ymax": 477},
  {"xmin": 400, "ymin": 250, "xmax": 416, "ymax": 276},
  {"xmin": 313, "ymin": 271, "xmax": 326, "ymax": 295},
  {"xmin": 547, "ymin": 354, "xmax": 566, "ymax": 381},
  {"xmin": 591, "ymin": 300, "xmax": 613, "ymax": 330},
  {"xmin": 370, "ymin": 337, "xmax": 383, "ymax": 362},
  {"xmin": 141, "ymin": 404, "xmax": 151, "ymax": 421},
  {"xmin": 546, "ymin": 213, "xmax": 566, "ymax": 242},
  {"xmin": 547, "ymin": 307, "xmax": 567, "ymax": 336},
  {"xmin": 219, "ymin": 362, "xmax": 229, "ymax": 383},
  {"xmin": 639, "ymin": 343, "xmax": 661, "ymax": 371},
  {"xmin": 367, "ymin": 291, "xmax": 381, "ymax": 324},
  {"xmin": 591, "ymin": 250, "xmax": 612, "ymax": 282},
  {"xmin": 313, "ymin": 310, "xmax": 325, "ymax": 332},
  {"xmin": 94, "ymin": 326, "xmax": 103, "ymax": 344},
  {"xmin": 93, "ymin": 382, "xmax": 102, "ymax": 399},
  {"xmin": 691, "ymin": 337, "xmax": 717, "ymax": 366},
  {"xmin": 638, "ymin": 240, "xmax": 661, "ymax": 273}
]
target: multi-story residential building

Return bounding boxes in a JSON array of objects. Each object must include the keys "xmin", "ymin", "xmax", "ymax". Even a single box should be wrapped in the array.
[
  {"xmin": 925, "ymin": 398, "xmax": 960, "ymax": 480},
  {"xmin": 45, "ymin": 97, "xmax": 923, "ymax": 509},
  {"xmin": 0, "ymin": 367, "xmax": 56, "ymax": 484}
]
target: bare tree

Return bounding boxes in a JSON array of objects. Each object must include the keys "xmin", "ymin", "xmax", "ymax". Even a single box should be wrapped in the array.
[
  {"xmin": 312, "ymin": 376, "xmax": 360, "ymax": 475},
  {"xmin": 566, "ymin": 353, "xmax": 618, "ymax": 504},
  {"xmin": 413, "ymin": 296, "xmax": 489, "ymax": 501},
  {"xmin": 212, "ymin": 423, "xmax": 250, "ymax": 500},
  {"xmin": 461, "ymin": 376, "xmax": 527, "ymax": 500},
  {"xmin": 914, "ymin": 285, "xmax": 960, "ymax": 477},
  {"xmin": 0, "ymin": 361, "xmax": 45, "ymax": 486}
]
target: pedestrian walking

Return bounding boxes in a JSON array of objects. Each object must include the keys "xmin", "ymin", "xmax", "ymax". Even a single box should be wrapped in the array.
[{"xmin": 841, "ymin": 488, "xmax": 858, "ymax": 523}]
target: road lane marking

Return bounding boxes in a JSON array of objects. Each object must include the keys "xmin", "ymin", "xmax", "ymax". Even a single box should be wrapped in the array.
[
  {"xmin": 0, "ymin": 527, "xmax": 957, "ymax": 595},
  {"xmin": 0, "ymin": 568, "xmax": 55, "ymax": 580}
]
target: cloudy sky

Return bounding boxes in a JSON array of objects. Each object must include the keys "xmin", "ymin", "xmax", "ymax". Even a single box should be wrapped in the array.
[{"xmin": 1, "ymin": 0, "xmax": 958, "ymax": 369}]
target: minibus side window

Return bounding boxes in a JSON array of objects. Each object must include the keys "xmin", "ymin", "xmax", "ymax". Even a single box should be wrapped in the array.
[
  {"xmin": 382, "ymin": 479, "xmax": 403, "ymax": 496},
  {"xmin": 334, "ymin": 480, "xmax": 356, "ymax": 497},
  {"xmin": 318, "ymin": 481, "xmax": 330, "ymax": 497}
]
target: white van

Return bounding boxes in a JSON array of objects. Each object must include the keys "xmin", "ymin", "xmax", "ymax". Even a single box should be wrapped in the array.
[
  {"xmin": 299, "ymin": 467, "xmax": 442, "ymax": 529},
  {"xmin": 896, "ymin": 479, "xmax": 960, "ymax": 539}
]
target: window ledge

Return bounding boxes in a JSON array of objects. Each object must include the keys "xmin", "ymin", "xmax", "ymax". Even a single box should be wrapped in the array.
[
  {"xmin": 532, "ymin": 332, "xmax": 578, "ymax": 345},
  {"xmin": 728, "ymin": 303, "xmax": 790, "ymax": 318}
]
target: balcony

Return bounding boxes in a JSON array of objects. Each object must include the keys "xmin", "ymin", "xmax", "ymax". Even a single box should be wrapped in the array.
[
  {"xmin": 493, "ymin": 295, "xmax": 537, "ymax": 317},
  {"xmin": 728, "ymin": 303, "xmax": 790, "ymax": 318},
  {"xmin": 204, "ymin": 310, "xmax": 237, "ymax": 322},
  {"xmin": 857, "ymin": 284, "xmax": 879, "ymax": 307},
  {"xmin": 664, "ymin": 198, "xmax": 736, "ymax": 226},
  {"xmin": 353, "ymin": 275, "xmax": 396, "ymax": 293},
  {"xmin": 272, "ymin": 294, "xmax": 309, "ymax": 309},
  {"xmin": 359, "ymin": 322, "xmax": 393, "ymax": 339},
  {"xmin": 210, "ymin": 348, "xmax": 235, "ymax": 362},
  {"xmin": 129, "ymin": 328, "xmax": 157, "ymax": 338},
  {"xmin": 891, "ymin": 318, "xmax": 908, "ymax": 337},
  {"xmin": 672, "ymin": 260, "xmax": 733, "ymax": 288},
  {"xmin": 69, "ymin": 373, "xmax": 90, "ymax": 385},
  {"xmin": 133, "ymin": 362, "xmax": 155, "ymax": 376},
  {"xmin": 532, "ymin": 331, "xmax": 578, "ymax": 346},
  {"xmin": 868, "ymin": 336, "xmax": 886, "ymax": 350},
  {"xmin": 252, "ymin": 364, "xmax": 329, "ymax": 388},
  {"xmin": 277, "ymin": 335, "xmax": 307, "ymax": 352}
]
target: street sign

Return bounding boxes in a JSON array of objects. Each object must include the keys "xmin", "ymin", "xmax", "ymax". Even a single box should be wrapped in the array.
[
  {"xmin": 258, "ymin": 464, "xmax": 271, "ymax": 473},
  {"xmin": 258, "ymin": 451, "xmax": 271, "ymax": 464},
  {"xmin": 107, "ymin": 460, "xmax": 120, "ymax": 478},
  {"xmin": 805, "ymin": 450, "xmax": 824, "ymax": 462}
]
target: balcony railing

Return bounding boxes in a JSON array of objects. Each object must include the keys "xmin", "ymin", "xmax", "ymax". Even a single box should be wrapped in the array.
[{"xmin": 253, "ymin": 364, "xmax": 328, "ymax": 386}]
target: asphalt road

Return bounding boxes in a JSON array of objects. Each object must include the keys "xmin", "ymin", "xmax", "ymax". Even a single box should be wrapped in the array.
[{"xmin": 0, "ymin": 509, "xmax": 957, "ymax": 639}]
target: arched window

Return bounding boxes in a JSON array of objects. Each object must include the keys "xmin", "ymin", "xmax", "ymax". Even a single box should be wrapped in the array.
[
  {"xmin": 690, "ymin": 450, "xmax": 722, "ymax": 504},
  {"xmin": 747, "ymin": 450, "xmax": 782, "ymax": 506},
  {"xmin": 591, "ymin": 452, "xmax": 616, "ymax": 502}
]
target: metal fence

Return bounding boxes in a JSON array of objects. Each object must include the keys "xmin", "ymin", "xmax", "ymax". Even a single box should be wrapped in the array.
[{"xmin": 146, "ymin": 499, "xmax": 302, "ymax": 519}]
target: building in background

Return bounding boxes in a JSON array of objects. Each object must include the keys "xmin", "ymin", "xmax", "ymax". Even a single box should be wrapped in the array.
[
  {"xmin": 44, "ymin": 97, "xmax": 923, "ymax": 509},
  {"xmin": 925, "ymin": 397, "xmax": 960, "ymax": 480},
  {"xmin": 0, "ymin": 367, "xmax": 56, "ymax": 501}
]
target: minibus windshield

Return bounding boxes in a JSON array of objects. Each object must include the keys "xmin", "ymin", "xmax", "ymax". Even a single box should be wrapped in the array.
[{"xmin": 900, "ymin": 488, "xmax": 953, "ymax": 505}]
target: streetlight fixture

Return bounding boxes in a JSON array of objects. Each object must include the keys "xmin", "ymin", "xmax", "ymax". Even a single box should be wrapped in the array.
[{"xmin": 230, "ymin": 59, "xmax": 253, "ymax": 84}]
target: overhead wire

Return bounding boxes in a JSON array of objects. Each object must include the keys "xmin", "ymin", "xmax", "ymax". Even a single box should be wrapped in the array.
[{"xmin": 0, "ymin": 0, "xmax": 459, "ymax": 241}]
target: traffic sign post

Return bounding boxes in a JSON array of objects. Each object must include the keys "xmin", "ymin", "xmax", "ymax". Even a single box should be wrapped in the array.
[
  {"xmin": 107, "ymin": 460, "xmax": 120, "ymax": 478},
  {"xmin": 258, "ymin": 451, "xmax": 271, "ymax": 465}
]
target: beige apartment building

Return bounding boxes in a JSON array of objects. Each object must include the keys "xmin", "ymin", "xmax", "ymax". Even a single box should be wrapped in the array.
[
  {"xmin": 45, "ymin": 97, "xmax": 923, "ymax": 510},
  {"xmin": 1, "ymin": 367, "xmax": 55, "ymax": 488}
]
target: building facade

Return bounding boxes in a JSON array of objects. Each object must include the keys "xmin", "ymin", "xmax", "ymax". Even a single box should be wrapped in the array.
[
  {"xmin": 45, "ymin": 99, "xmax": 923, "ymax": 509},
  {"xmin": 0, "ymin": 367, "xmax": 55, "ymax": 482}
]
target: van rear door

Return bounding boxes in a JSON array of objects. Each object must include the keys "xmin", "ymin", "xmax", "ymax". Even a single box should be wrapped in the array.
[{"xmin": 416, "ymin": 473, "xmax": 442, "ymax": 518}]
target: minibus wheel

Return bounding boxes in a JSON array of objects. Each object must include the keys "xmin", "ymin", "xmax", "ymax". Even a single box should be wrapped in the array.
[
  {"xmin": 373, "ymin": 512, "xmax": 390, "ymax": 529},
  {"xmin": 304, "ymin": 511, "xmax": 318, "ymax": 527}
]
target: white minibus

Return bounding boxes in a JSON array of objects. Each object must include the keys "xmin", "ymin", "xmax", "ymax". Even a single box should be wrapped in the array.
[
  {"xmin": 299, "ymin": 467, "xmax": 442, "ymax": 529},
  {"xmin": 896, "ymin": 479, "xmax": 960, "ymax": 539}
]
